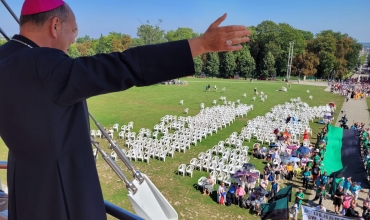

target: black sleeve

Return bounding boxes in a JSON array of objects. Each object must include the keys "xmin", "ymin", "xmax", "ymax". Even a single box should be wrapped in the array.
[{"xmin": 36, "ymin": 40, "xmax": 194, "ymax": 106}]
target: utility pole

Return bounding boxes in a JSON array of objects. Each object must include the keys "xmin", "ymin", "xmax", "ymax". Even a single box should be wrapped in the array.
[{"xmin": 286, "ymin": 41, "xmax": 294, "ymax": 79}]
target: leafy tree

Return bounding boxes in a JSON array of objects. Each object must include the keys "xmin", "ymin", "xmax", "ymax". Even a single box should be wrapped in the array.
[
  {"xmin": 345, "ymin": 39, "xmax": 362, "ymax": 70},
  {"xmin": 76, "ymin": 41, "xmax": 94, "ymax": 56},
  {"xmin": 292, "ymin": 52, "xmax": 320, "ymax": 79},
  {"xmin": 318, "ymin": 51, "xmax": 336, "ymax": 79},
  {"xmin": 236, "ymin": 46, "xmax": 255, "ymax": 79},
  {"xmin": 219, "ymin": 52, "xmax": 236, "ymax": 78},
  {"xmin": 193, "ymin": 56, "xmax": 203, "ymax": 77},
  {"xmin": 298, "ymin": 30, "xmax": 314, "ymax": 40},
  {"xmin": 0, "ymin": 38, "xmax": 6, "ymax": 46},
  {"xmin": 137, "ymin": 20, "xmax": 166, "ymax": 45},
  {"xmin": 76, "ymin": 35, "xmax": 91, "ymax": 44},
  {"xmin": 251, "ymin": 21, "xmax": 305, "ymax": 76},
  {"xmin": 95, "ymin": 34, "xmax": 111, "ymax": 54},
  {"xmin": 68, "ymin": 44, "xmax": 81, "ymax": 58},
  {"xmin": 164, "ymin": 27, "xmax": 199, "ymax": 41},
  {"xmin": 131, "ymin": 38, "xmax": 144, "ymax": 47},
  {"xmin": 261, "ymin": 52, "xmax": 276, "ymax": 77},
  {"xmin": 204, "ymin": 52, "xmax": 219, "ymax": 78}
]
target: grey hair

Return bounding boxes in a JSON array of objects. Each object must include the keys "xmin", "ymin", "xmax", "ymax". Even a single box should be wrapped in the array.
[{"xmin": 20, "ymin": 4, "xmax": 69, "ymax": 26}]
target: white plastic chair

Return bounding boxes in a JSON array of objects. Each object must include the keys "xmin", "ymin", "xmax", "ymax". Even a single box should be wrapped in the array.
[
  {"xmin": 197, "ymin": 176, "xmax": 207, "ymax": 190},
  {"xmin": 110, "ymin": 151, "xmax": 117, "ymax": 161},
  {"xmin": 185, "ymin": 165, "xmax": 194, "ymax": 177},
  {"xmin": 112, "ymin": 123, "xmax": 119, "ymax": 131},
  {"xmin": 143, "ymin": 153, "xmax": 150, "ymax": 164},
  {"xmin": 178, "ymin": 164, "xmax": 186, "ymax": 176}
]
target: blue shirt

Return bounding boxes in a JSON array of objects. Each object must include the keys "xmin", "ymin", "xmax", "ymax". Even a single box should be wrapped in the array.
[
  {"xmin": 272, "ymin": 182, "xmax": 279, "ymax": 190},
  {"xmin": 321, "ymin": 175, "xmax": 328, "ymax": 184},
  {"xmin": 228, "ymin": 185, "xmax": 236, "ymax": 194},
  {"xmin": 343, "ymin": 180, "xmax": 351, "ymax": 189}
]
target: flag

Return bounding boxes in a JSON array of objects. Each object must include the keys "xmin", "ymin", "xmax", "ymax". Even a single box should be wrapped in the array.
[
  {"xmin": 322, "ymin": 125, "xmax": 369, "ymax": 188},
  {"xmin": 260, "ymin": 196, "xmax": 288, "ymax": 220},
  {"xmin": 268, "ymin": 186, "xmax": 292, "ymax": 203}
]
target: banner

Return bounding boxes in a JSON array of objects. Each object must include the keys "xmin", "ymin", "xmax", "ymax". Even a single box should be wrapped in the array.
[{"xmin": 301, "ymin": 205, "xmax": 350, "ymax": 220}]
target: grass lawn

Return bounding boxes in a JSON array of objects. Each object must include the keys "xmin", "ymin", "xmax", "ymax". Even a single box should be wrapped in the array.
[{"xmin": 0, "ymin": 78, "xmax": 344, "ymax": 219}]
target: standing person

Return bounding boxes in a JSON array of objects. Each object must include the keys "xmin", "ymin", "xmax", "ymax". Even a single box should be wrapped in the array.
[
  {"xmin": 0, "ymin": 1, "xmax": 251, "ymax": 219},
  {"xmin": 302, "ymin": 167, "xmax": 312, "ymax": 190},
  {"xmin": 343, "ymin": 177, "xmax": 352, "ymax": 194},
  {"xmin": 313, "ymin": 185, "xmax": 326, "ymax": 205},
  {"xmin": 350, "ymin": 182, "xmax": 361, "ymax": 203},
  {"xmin": 294, "ymin": 188, "xmax": 305, "ymax": 211},
  {"xmin": 341, "ymin": 192, "xmax": 353, "ymax": 215},
  {"xmin": 333, "ymin": 187, "xmax": 344, "ymax": 214},
  {"xmin": 269, "ymin": 179, "xmax": 279, "ymax": 199},
  {"xmin": 311, "ymin": 163, "xmax": 321, "ymax": 187},
  {"xmin": 236, "ymin": 185, "xmax": 246, "ymax": 208},
  {"xmin": 217, "ymin": 182, "xmax": 226, "ymax": 205}
]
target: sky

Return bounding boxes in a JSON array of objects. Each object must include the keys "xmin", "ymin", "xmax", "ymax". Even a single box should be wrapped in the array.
[{"xmin": 1, "ymin": 0, "xmax": 370, "ymax": 42}]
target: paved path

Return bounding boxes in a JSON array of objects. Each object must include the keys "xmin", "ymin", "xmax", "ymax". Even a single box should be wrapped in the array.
[
  {"xmin": 335, "ymin": 97, "xmax": 370, "ymax": 127},
  {"xmin": 303, "ymin": 79, "xmax": 370, "ymax": 216}
]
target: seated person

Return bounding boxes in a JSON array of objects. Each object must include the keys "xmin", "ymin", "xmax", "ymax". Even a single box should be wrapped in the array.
[
  {"xmin": 266, "ymin": 149, "xmax": 274, "ymax": 162},
  {"xmin": 280, "ymin": 162, "xmax": 288, "ymax": 179},
  {"xmin": 253, "ymin": 143, "xmax": 260, "ymax": 157},
  {"xmin": 203, "ymin": 174, "xmax": 215, "ymax": 196},
  {"xmin": 259, "ymin": 147, "xmax": 267, "ymax": 159},
  {"xmin": 263, "ymin": 163, "xmax": 271, "ymax": 177},
  {"xmin": 245, "ymin": 190, "xmax": 257, "ymax": 209}
]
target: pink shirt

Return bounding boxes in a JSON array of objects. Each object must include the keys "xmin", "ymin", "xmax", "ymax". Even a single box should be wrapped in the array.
[{"xmin": 236, "ymin": 187, "xmax": 246, "ymax": 197}]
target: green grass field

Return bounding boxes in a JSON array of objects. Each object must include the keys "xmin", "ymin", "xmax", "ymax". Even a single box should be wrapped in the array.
[{"xmin": 0, "ymin": 78, "xmax": 345, "ymax": 219}]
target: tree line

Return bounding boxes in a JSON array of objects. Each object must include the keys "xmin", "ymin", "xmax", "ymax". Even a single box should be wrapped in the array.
[{"xmin": 0, "ymin": 20, "xmax": 363, "ymax": 80}]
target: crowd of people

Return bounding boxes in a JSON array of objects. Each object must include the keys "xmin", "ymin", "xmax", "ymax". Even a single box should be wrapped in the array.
[
  {"xmin": 330, "ymin": 78, "xmax": 370, "ymax": 101},
  {"xmin": 200, "ymin": 115, "xmax": 370, "ymax": 219}
]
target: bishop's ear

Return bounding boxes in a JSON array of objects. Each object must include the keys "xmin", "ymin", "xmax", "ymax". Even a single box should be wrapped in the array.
[{"xmin": 49, "ymin": 16, "xmax": 61, "ymax": 38}]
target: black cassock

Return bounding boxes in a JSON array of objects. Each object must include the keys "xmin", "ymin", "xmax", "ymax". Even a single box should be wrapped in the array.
[{"xmin": 0, "ymin": 35, "xmax": 194, "ymax": 220}]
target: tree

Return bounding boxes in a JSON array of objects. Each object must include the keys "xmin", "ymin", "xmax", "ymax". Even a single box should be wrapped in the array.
[
  {"xmin": 68, "ymin": 44, "xmax": 81, "ymax": 58},
  {"xmin": 261, "ymin": 52, "xmax": 276, "ymax": 77},
  {"xmin": 95, "ymin": 34, "xmax": 111, "ymax": 54},
  {"xmin": 137, "ymin": 20, "xmax": 166, "ymax": 45},
  {"xmin": 193, "ymin": 56, "xmax": 203, "ymax": 77},
  {"xmin": 345, "ymin": 39, "xmax": 362, "ymax": 70},
  {"xmin": 236, "ymin": 46, "xmax": 255, "ymax": 79},
  {"xmin": 164, "ymin": 27, "xmax": 198, "ymax": 41},
  {"xmin": 204, "ymin": 52, "xmax": 219, "ymax": 78},
  {"xmin": 318, "ymin": 51, "xmax": 336, "ymax": 79},
  {"xmin": 291, "ymin": 52, "xmax": 320, "ymax": 79},
  {"xmin": 219, "ymin": 52, "xmax": 236, "ymax": 78},
  {"xmin": 0, "ymin": 39, "xmax": 6, "ymax": 46},
  {"xmin": 76, "ymin": 35, "xmax": 91, "ymax": 44},
  {"xmin": 298, "ymin": 30, "xmax": 314, "ymax": 40}
]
